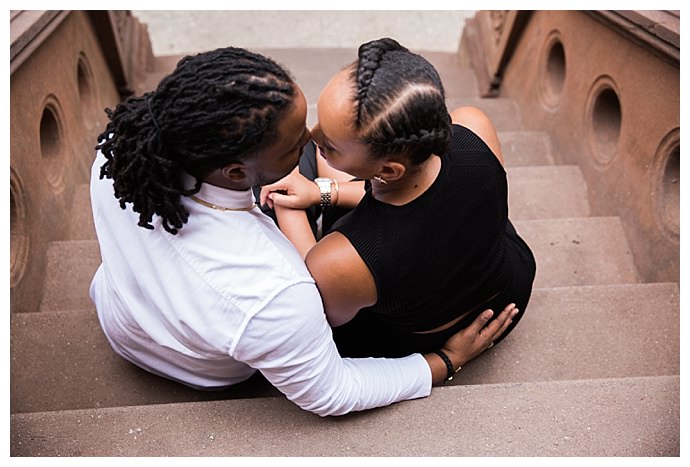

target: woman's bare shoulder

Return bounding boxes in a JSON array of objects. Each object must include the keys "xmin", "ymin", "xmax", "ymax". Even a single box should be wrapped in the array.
[{"xmin": 305, "ymin": 231, "xmax": 377, "ymax": 326}]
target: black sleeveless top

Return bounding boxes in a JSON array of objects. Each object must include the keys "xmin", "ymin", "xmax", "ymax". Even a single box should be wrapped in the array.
[{"xmin": 332, "ymin": 124, "xmax": 533, "ymax": 332}]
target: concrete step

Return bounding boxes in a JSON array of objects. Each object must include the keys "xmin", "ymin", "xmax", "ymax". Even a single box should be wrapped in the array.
[
  {"xmin": 39, "ymin": 240, "xmax": 101, "ymax": 312},
  {"xmin": 14, "ymin": 283, "xmax": 676, "ymax": 414},
  {"xmin": 499, "ymin": 130, "xmax": 555, "ymax": 167},
  {"xmin": 514, "ymin": 216, "xmax": 640, "ymax": 288},
  {"xmin": 67, "ymin": 184, "xmax": 95, "ymax": 240},
  {"xmin": 10, "ymin": 375, "xmax": 680, "ymax": 456},
  {"xmin": 446, "ymin": 97, "xmax": 523, "ymax": 131},
  {"xmin": 10, "ymin": 308, "xmax": 280, "ymax": 414},
  {"xmin": 143, "ymin": 53, "xmax": 515, "ymax": 131},
  {"xmin": 68, "ymin": 163, "xmax": 588, "ymax": 244},
  {"xmin": 508, "ymin": 165, "xmax": 590, "ymax": 219},
  {"xmin": 143, "ymin": 49, "xmax": 479, "ymax": 103},
  {"xmin": 41, "ymin": 215, "xmax": 637, "ymax": 313},
  {"xmin": 451, "ymin": 282, "xmax": 679, "ymax": 386}
]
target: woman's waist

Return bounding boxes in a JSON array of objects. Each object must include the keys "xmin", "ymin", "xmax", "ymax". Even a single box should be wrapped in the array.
[{"xmin": 371, "ymin": 278, "xmax": 508, "ymax": 333}]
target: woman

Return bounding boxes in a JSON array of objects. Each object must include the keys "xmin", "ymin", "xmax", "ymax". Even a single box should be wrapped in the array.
[{"xmin": 261, "ymin": 38, "xmax": 536, "ymax": 358}]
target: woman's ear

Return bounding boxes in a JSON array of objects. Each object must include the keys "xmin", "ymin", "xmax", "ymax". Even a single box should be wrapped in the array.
[{"xmin": 378, "ymin": 161, "xmax": 407, "ymax": 183}]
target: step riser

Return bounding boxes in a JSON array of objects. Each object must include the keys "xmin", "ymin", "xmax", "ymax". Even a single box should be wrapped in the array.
[
  {"xmin": 14, "ymin": 42, "xmax": 678, "ymax": 459},
  {"xmin": 41, "ymin": 214, "xmax": 636, "ymax": 312},
  {"xmin": 10, "ymin": 309, "xmax": 279, "ymax": 414},
  {"xmin": 499, "ymin": 131, "xmax": 555, "ymax": 167},
  {"xmin": 310, "ymin": 98, "xmax": 526, "ymax": 131},
  {"xmin": 65, "ymin": 162, "xmax": 588, "ymax": 242},
  {"xmin": 453, "ymin": 283, "xmax": 679, "ymax": 386},
  {"xmin": 515, "ymin": 217, "xmax": 640, "ymax": 288},
  {"xmin": 10, "ymin": 375, "xmax": 680, "ymax": 456},
  {"xmin": 508, "ymin": 166, "xmax": 590, "ymax": 219},
  {"xmin": 15, "ymin": 283, "xmax": 677, "ymax": 413}
]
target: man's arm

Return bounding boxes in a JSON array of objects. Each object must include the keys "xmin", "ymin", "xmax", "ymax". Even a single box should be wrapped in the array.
[{"xmin": 234, "ymin": 281, "xmax": 517, "ymax": 416}]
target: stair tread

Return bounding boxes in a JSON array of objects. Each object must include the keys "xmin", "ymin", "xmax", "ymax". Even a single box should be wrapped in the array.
[
  {"xmin": 10, "ymin": 375, "xmax": 679, "ymax": 456},
  {"xmin": 514, "ymin": 216, "xmax": 640, "ymax": 288},
  {"xmin": 68, "ymin": 164, "xmax": 590, "ymax": 243},
  {"xmin": 508, "ymin": 165, "xmax": 590, "ymax": 219},
  {"xmin": 499, "ymin": 130, "xmax": 555, "ymax": 166},
  {"xmin": 39, "ymin": 240, "xmax": 101, "ymax": 312},
  {"xmin": 15, "ymin": 283, "xmax": 677, "ymax": 414},
  {"xmin": 67, "ymin": 184, "xmax": 95, "ymax": 240},
  {"xmin": 452, "ymin": 282, "xmax": 679, "ymax": 386},
  {"xmin": 43, "ymin": 215, "xmax": 638, "ymax": 313},
  {"xmin": 144, "ymin": 50, "xmax": 479, "ymax": 101},
  {"xmin": 446, "ymin": 97, "xmax": 523, "ymax": 131},
  {"xmin": 10, "ymin": 309, "xmax": 281, "ymax": 414}
]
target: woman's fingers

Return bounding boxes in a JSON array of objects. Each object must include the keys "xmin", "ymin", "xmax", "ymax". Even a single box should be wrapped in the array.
[{"xmin": 259, "ymin": 183, "xmax": 285, "ymax": 206}]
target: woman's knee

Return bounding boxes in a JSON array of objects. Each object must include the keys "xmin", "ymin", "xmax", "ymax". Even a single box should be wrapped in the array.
[{"xmin": 449, "ymin": 106, "xmax": 504, "ymax": 164}]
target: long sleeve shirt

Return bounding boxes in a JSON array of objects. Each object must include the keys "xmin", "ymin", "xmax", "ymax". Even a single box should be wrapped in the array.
[{"xmin": 89, "ymin": 152, "xmax": 431, "ymax": 416}]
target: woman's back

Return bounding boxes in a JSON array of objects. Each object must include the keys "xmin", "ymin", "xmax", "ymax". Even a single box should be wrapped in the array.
[
  {"xmin": 333, "ymin": 125, "xmax": 509, "ymax": 331},
  {"xmin": 331, "ymin": 125, "xmax": 535, "ymax": 357}
]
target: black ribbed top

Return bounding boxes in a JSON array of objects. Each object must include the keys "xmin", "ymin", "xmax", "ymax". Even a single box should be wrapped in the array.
[{"xmin": 332, "ymin": 124, "xmax": 511, "ymax": 331}]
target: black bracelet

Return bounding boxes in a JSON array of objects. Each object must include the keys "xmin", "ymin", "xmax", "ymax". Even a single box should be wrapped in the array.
[{"xmin": 434, "ymin": 349, "xmax": 460, "ymax": 383}]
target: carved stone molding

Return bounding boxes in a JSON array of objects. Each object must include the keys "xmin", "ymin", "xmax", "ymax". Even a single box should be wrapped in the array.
[{"xmin": 461, "ymin": 11, "xmax": 532, "ymax": 97}]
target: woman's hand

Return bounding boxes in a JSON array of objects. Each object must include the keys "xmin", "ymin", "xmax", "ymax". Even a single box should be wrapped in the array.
[
  {"xmin": 425, "ymin": 303, "xmax": 519, "ymax": 385},
  {"xmin": 260, "ymin": 170, "xmax": 320, "ymax": 210}
]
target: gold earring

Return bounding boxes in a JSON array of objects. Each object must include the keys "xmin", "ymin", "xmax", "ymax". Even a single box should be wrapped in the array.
[{"xmin": 373, "ymin": 175, "xmax": 388, "ymax": 185}]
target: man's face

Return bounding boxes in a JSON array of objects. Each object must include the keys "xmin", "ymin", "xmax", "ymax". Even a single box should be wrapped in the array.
[{"xmin": 246, "ymin": 85, "xmax": 311, "ymax": 187}]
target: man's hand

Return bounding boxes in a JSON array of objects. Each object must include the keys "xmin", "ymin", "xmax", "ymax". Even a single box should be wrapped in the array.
[{"xmin": 425, "ymin": 303, "xmax": 519, "ymax": 385}]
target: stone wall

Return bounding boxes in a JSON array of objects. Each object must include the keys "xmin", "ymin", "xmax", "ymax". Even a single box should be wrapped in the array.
[
  {"xmin": 10, "ymin": 11, "xmax": 151, "ymax": 313},
  {"xmin": 462, "ymin": 10, "xmax": 680, "ymax": 283}
]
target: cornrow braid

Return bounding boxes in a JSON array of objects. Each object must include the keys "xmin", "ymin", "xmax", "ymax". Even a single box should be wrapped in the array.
[
  {"xmin": 96, "ymin": 47, "xmax": 296, "ymax": 234},
  {"xmin": 354, "ymin": 37, "xmax": 406, "ymax": 126},
  {"xmin": 350, "ymin": 38, "xmax": 452, "ymax": 165}
]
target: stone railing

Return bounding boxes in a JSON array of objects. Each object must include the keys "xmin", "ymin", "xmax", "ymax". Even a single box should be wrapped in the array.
[
  {"xmin": 461, "ymin": 10, "xmax": 680, "ymax": 283},
  {"xmin": 10, "ymin": 10, "xmax": 153, "ymax": 313}
]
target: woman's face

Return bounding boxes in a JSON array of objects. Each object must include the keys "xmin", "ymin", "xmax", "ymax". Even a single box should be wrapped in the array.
[{"xmin": 311, "ymin": 68, "xmax": 379, "ymax": 179}]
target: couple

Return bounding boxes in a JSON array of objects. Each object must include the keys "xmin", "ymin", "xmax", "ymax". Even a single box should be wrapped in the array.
[{"xmin": 90, "ymin": 38, "xmax": 536, "ymax": 417}]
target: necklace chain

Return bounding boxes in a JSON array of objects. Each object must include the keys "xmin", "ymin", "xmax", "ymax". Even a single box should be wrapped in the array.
[{"xmin": 190, "ymin": 195, "xmax": 257, "ymax": 212}]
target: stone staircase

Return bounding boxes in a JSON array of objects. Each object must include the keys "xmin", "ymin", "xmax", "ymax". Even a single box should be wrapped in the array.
[{"xmin": 10, "ymin": 48, "xmax": 680, "ymax": 456}]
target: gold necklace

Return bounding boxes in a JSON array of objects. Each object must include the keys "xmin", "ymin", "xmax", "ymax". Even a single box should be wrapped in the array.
[{"xmin": 190, "ymin": 195, "xmax": 257, "ymax": 212}]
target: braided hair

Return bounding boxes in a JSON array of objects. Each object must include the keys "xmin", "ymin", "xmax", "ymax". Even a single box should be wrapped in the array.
[
  {"xmin": 95, "ymin": 47, "xmax": 296, "ymax": 234},
  {"xmin": 350, "ymin": 37, "xmax": 451, "ymax": 165}
]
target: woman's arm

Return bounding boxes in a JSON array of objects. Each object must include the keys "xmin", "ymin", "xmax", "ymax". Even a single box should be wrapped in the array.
[
  {"xmin": 305, "ymin": 231, "xmax": 377, "ymax": 327},
  {"xmin": 273, "ymin": 205, "xmax": 317, "ymax": 259},
  {"xmin": 260, "ymin": 171, "xmax": 365, "ymax": 210}
]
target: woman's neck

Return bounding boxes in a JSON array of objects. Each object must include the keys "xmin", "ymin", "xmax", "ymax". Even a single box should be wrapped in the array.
[{"xmin": 372, "ymin": 155, "xmax": 442, "ymax": 206}]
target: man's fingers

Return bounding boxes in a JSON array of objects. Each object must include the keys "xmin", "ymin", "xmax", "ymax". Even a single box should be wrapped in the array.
[
  {"xmin": 483, "ymin": 303, "xmax": 519, "ymax": 342},
  {"xmin": 490, "ymin": 306, "xmax": 519, "ymax": 341},
  {"xmin": 468, "ymin": 309, "xmax": 494, "ymax": 334},
  {"xmin": 479, "ymin": 303, "xmax": 516, "ymax": 341}
]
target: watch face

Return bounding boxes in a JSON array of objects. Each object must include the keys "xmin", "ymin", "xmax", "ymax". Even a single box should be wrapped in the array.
[{"xmin": 315, "ymin": 178, "xmax": 331, "ymax": 189}]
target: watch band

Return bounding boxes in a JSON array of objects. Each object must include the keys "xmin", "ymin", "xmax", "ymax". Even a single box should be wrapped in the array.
[{"xmin": 314, "ymin": 178, "xmax": 333, "ymax": 208}]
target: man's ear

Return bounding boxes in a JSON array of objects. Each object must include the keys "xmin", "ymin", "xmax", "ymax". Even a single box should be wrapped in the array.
[{"xmin": 221, "ymin": 163, "xmax": 248, "ymax": 182}]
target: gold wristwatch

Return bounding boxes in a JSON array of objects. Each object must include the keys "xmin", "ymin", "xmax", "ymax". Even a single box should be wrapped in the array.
[{"xmin": 314, "ymin": 178, "xmax": 333, "ymax": 208}]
